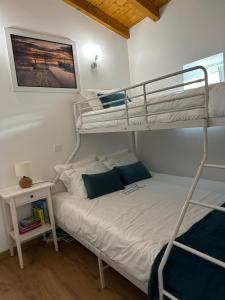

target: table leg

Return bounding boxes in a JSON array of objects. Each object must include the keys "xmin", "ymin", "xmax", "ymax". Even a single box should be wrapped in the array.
[
  {"xmin": 9, "ymin": 200, "xmax": 24, "ymax": 269},
  {"xmin": 1, "ymin": 200, "xmax": 14, "ymax": 256}
]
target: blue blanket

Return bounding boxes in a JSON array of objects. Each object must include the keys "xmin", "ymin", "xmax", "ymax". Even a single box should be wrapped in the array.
[{"xmin": 148, "ymin": 203, "xmax": 225, "ymax": 300}]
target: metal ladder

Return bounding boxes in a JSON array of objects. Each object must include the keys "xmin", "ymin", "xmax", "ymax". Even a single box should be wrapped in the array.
[{"xmin": 157, "ymin": 70, "xmax": 225, "ymax": 299}]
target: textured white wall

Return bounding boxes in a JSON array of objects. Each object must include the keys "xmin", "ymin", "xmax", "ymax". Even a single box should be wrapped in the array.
[
  {"xmin": 0, "ymin": 0, "xmax": 130, "ymax": 252},
  {"xmin": 127, "ymin": 0, "xmax": 225, "ymax": 180},
  {"xmin": 128, "ymin": 0, "xmax": 225, "ymax": 84}
]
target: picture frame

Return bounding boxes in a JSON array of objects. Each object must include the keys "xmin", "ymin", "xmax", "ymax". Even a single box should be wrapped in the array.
[{"xmin": 5, "ymin": 28, "xmax": 80, "ymax": 93}]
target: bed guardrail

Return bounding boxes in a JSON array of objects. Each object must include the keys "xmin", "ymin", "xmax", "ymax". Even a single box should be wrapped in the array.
[
  {"xmin": 53, "ymin": 66, "xmax": 208, "ymax": 185},
  {"xmin": 75, "ymin": 66, "xmax": 209, "ymax": 132}
]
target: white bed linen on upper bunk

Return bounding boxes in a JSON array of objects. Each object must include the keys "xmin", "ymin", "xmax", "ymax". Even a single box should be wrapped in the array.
[
  {"xmin": 52, "ymin": 173, "xmax": 225, "ymax": 285},
  {"xmin": 77, "ymin": 82, "xmax": 225, "ymax": 129}
]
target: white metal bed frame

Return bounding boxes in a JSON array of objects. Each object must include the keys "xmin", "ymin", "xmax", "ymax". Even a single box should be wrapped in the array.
[{"xmin": 53, "ymin": 66, "xmax": 225, "ymax": 299}]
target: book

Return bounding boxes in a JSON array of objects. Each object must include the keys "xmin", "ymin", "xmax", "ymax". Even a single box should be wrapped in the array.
[
  {"xmin": 32, "ymin": 207, "xmax": 45, "ymax": 225},
  {"xmin": 19, "ymin": 215, "xmax": 40, "ymax": 228},
  {"xmin": 32, "ymin": 200, "xmax": 50, "ymax": 224},
  {"xmin": 19, "ymin": 220, "xmax": 41, "ymax": 234}
]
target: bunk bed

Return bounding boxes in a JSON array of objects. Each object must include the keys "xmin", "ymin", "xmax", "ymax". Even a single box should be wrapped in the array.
[
  {"xmin": 76, "ymin": 68, "xmax": 225, "ymax": 134},
  {"xmin": 53, "ymin": 66, "xmax": 225, "ymax": 300}
]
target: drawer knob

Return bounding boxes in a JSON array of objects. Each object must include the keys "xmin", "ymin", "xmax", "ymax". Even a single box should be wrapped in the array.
[{"xmin": 30, "ymin": 194, "xmax": 34, "ymax": 198}]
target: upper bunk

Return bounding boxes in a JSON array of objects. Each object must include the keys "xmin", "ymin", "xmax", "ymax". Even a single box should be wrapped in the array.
[{"xmin": 74, "ymin": 67, "xmax": 225, "ymax": 134}]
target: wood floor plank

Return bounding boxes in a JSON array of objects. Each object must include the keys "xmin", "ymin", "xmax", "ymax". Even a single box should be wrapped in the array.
[{"xmin": 0, "ymin": 240, "xmax": 146, "ymax": 300}]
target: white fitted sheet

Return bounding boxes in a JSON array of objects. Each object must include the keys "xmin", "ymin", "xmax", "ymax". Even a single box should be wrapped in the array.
[
  {"xmin": 53, "ymin": 173, "xmax": 225, "ymax": 284},
  {"xmin": 77, "ymin": 82, "xmax": 225, "ymax": 130}
]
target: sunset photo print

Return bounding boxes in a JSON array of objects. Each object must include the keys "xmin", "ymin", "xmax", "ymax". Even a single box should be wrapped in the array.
[{"xmin": 10, "ymin": 34, "xmax": 77, "ymax": 89}]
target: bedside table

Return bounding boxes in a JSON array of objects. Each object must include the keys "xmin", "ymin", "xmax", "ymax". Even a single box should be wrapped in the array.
[{"xmin": 0, "ymin": 182, "xmax": 58, "ymax": 269}]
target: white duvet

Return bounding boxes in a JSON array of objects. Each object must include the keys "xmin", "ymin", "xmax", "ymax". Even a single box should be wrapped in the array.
[
  {"xmin": 77, "ymin": 82, "xmax": 225, "ymax": 130},
  {"xmin": 53, "ymin": 173, "xmax": 225, "ymax": 285}
]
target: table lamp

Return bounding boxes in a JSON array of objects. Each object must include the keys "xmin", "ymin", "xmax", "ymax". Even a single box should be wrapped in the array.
[{"xmin": 14, "ymin": 161, "xmax": 33, "ymax": 188}]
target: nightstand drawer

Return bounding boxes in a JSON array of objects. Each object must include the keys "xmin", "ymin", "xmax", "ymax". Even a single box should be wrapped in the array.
[{"xmin": 13, "ymin": 188, "xmax": 49, "ymax": 206}]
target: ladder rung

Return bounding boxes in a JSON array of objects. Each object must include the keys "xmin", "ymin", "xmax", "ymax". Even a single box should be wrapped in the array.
[
  {"xmin": 204, "ymin": 163, "xmax": 225, "ymax": 169},
  {"xmin": 163, "ymin": 290, "xmax": 179, "ymax": 300},
  {"xmin": 189, "ymin": 200, "xmax": 225, "ymax": 213},
  {"xmin": 173, "ymin": 241, "xmax": 225, "ymax": 269}
]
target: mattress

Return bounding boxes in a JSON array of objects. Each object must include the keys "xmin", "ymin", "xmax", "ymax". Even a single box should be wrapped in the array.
[
  {"xmin": 77, "ymin": 82, "xmax": 225, "ymax": 130},
  {"xmin": 52, "ymin": 173, "xmax": 225, "ymax": 285}
]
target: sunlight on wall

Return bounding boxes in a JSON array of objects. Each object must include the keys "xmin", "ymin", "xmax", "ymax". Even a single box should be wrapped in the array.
[{"xmin": 0, "ymin": 112, "xmax": 44, "ymax": 140}]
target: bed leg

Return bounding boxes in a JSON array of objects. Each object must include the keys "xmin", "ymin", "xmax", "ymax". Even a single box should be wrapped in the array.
[{"xmin": 98, "ymin": 257, "xmax": 106, "ymax": 289}]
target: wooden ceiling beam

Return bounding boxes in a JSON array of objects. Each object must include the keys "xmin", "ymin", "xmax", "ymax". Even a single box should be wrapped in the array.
[
  {"xmin": 129, "ymin": 0, "xmax": 160, "ymax": 22},
  {"xmin": 63, "ymin": 0, "xmax": 130, "ymax": 38}
]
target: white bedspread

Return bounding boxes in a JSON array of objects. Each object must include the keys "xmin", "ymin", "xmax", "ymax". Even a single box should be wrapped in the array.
[
  {"xmin": 53, "ymin": 173, "xmax": 225, "ymax": 285},
  {"xmin": 77, "ymin": 82, "xmax": 225, "ymax": 130}
]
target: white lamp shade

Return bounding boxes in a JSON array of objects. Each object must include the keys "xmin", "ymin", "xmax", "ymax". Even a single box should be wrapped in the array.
[{"xmin": 14, "ymin": 161, "xmax": 32, "ymax": 178}]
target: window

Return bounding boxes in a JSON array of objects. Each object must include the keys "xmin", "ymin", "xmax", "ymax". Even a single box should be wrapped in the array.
[{"xmin": 183, "ymin": 53, "xmax": 224, "ymax": 90}]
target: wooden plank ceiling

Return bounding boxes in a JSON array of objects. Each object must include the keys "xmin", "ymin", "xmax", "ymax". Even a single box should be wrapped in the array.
[{"xmin": 63, "ymin": 0, "xmax": 170, "ymax": 38}]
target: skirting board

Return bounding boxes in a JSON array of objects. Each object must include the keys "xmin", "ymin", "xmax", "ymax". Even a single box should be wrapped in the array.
[{"xmin": 55, "ymin": 218, "xmax": 148, "ymax": 294}]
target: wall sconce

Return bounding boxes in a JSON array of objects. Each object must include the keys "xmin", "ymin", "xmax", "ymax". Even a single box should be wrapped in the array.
[
  {"xmin": 91, "ymin": 55, "xmax": 98, "ymax": 69},
  {"xmin": 83, "ymin": 43, "xmax": 102, "ymax": 70}
]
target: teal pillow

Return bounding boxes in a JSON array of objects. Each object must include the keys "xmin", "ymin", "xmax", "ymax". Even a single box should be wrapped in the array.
[
  {"xmin": 114, "ymin": 161, "xmax": 151, "ymax": 185},
  {"xmin": 98, "ymin": 92, "xmax": 127, "ymax": 109},
  {"xmin": 82, "ymin": 169, "xmax": 124, "ymax": 199}
]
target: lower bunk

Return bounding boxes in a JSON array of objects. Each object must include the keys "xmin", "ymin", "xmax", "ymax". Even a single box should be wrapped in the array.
[{"xmin": 52, "ymin": 172, "xmax": 225, "ymax": 298}]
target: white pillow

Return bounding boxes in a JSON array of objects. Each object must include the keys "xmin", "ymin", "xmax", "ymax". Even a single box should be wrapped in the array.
[
  {"xmin": 60, "ymin": 161, "xmax": 108, "ymax": 198},
  {"xmin": 59, "ymin": 168, "xmax": 74, "ymax": 192},
  {"xmin": 103, "ymin": 152, "xmax": 138, "ymax": 169},
  {"xmin": 80, "ymin": 89, "xmax": 119, "ymax": 111},
  {"xmin": 54, "ymin": 157, "xmax": 96, "ymax": 175},
  {"xmin": 80, "ymin": 90, "xmax": 101, "ymax": 110},
  {"xmin": 97, "ymin": 148, "xmax": 129, "ymax": 162}
]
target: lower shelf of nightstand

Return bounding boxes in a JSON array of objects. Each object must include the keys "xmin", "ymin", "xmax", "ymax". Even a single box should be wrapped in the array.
[{"xmin": 9, "ymin": 224, "xmax": 52, "ymax": 243}]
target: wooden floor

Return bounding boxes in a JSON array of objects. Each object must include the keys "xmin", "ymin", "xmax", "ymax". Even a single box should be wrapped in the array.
[{"xmin": 0, "ymin": 240, "xmax": 146, "ymax": 300}]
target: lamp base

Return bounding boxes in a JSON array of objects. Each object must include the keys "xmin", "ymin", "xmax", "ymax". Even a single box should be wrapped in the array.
[{"xmin": 19, "ymin": 176, "xmax": 33, "ymax": 189}]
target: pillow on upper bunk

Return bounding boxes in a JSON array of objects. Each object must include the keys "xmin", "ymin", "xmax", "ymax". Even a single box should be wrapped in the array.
[
  {"xmin": 80, "ymin": 90, "xmax": 102, "ymax": 110},
  {"xmin": 54, "ymin": 156, "xmax": 96, "ymax": 175},
  {"xmin": 97, "ymin": 92, "xmax": 127, "ymax": 109},
  {"xmin": 82, "ymin": 169, "xmax": 124, "ymax": 199},
  {"xmin": 80, "ymin": 89, "xmax": 118, "ymax": 111},
  {"xmin": 59, "ymin": 161, "xmax": 108, "ymax": 198},
  {"xmin": 114, "ymin": 161, "xmax": 152, "ymax": 185}
]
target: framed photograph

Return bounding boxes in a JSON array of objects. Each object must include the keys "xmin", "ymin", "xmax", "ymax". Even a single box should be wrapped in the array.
[{"xmin": 5, "ymin": 28, "xmax": 80, "ymax": 92}]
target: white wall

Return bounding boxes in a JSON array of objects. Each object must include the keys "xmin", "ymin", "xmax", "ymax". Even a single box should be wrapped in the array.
[
  {"xmin": 127, "ymin": 0, "xmax": 225, "ymax": 180},
  {"xmin": 0, "ymin": 0, "xmax": 130, "ymax": 252}
]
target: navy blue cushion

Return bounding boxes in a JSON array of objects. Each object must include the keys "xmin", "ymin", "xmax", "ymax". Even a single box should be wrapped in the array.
[
  {"xmin": 98, "ymin": 92, "xmax": 126, "ymax": 109},
  {"xmin": 82, "ymin": 169, "xmax": 124, "ymax": 199},
  {"xmin": 114, "ymin": 161, "xmax": 151, "ymax": 185}
]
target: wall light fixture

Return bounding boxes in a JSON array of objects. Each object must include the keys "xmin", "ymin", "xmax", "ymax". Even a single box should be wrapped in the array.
[{"xmin": 83, "ymin": 43, "xmax": 102, "ymax": 69}]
